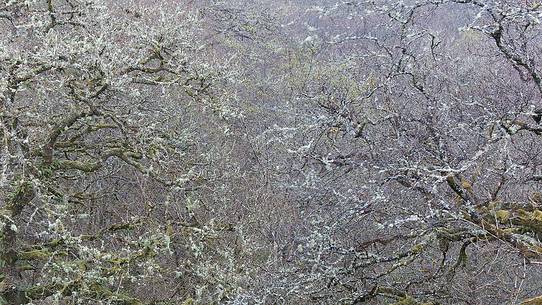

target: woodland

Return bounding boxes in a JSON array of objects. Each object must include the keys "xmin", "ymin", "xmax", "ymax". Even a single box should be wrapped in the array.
[{"xmin": 2, "ymin": 0, "xmax": 542, "ymax": 304}]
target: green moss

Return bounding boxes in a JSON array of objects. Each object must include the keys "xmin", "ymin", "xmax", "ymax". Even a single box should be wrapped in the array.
[
  {"xmin": 18, "ymin": 249, "xmax": 51, "ymax": 260},
  {"xmin": 182, "ymin": 299, "xmax": 194, "ymax": 305},
  {"xmin": 8, "ymin": 180, "xmax": 33, "ymax": 206},
  {"xmin": 495, "ymin": 210, "xmax": 510, "ymax": 223},
  {"xmin": 391, "ymin": 296, "xmax": 417, "ymax": 305},
  {"xmin": 411, "ymin": 244, "xmax": 424, "ymax": 255},
  {"xmin": 54, "ymin": 160, "xmax": 100, "ymax": 172},
  {"xmin": 522, "ymin": 295, "xmax": 542, "ymax": 305},
  {"xmin": 518, "ymin": 209, "xmax": 542, "ymax": 234}
]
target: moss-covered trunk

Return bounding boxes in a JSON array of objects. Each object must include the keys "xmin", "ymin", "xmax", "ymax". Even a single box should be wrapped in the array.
[{"xmin": 1, "ymin": 181, "xmax": 34, "ymax": 305}]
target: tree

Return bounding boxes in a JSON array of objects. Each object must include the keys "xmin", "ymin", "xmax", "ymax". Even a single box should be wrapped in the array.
[
  {"xmin": 0, "ymin": 0, "xmax": 247, "ymax": 303},
  {"xmin": 3, "ymin": 0, "xmax": 542, "ymax": 304},
  {"xmin": 258, "ymin": 0, "xmax": 542, "ymax": 303}
]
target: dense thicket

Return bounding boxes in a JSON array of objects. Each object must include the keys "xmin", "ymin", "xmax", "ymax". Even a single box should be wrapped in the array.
[{"xmin": 1, "ymin": 0, "xmax": 542, "ymax": 304}]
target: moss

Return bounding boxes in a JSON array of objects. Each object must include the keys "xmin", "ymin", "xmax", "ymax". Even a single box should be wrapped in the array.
[
  {"xmin": 109, "ymin": 257, "xmax": 129, "ymax": 265},
  {"xmin": 501, "ymin": 227, "xmax": 521, "ymax": 234},
  {"xmin": 76, "ymin": 259, "xmax": 87, "ymax": 271},
  {"xmin": 17, "ymin": 263, "xmax": 34, "ymax": 271},
  {"xmin": 390, "ymin": 296, "xmax": 436, "ymax": 305},
  {"xmin": 454, "ymin": 242, "xmax": 469, "ymax": 269},
  {"xmin": 460, "ymin": 178, "xmax": 473, "ymax": 192},
  {"xmin": 7, "ymin": 180, "xmax": 34, "ymax": 209},
  {"xmin": 411, "ymin": 244, "xmax": 424, "ymax": 255},
  {"xmin": 18, "ymin": 249, "xmax": 52, "ymax": 260},
  {"xmin": 88, "ymin": 283, "xmax": 144, "ymax": 305},
  {"xmin": 517, "ymin": 209, "xmax": 542, "ymax": 234},
  {"xmin": 495, "ymin": 210, "xmax": 510, "ymax": 223},
  {"xmin": 533, "ymin": 210, "xmax": 542, "ymax": 221},
  {"xmin": 54, "ymin": 160, "xmax": 101, "ymax": 172},
  {"xmin": 522, "ymin": 295, "xmax": 542, "ymax": 305},
  {"xmin": 182, "ymin": 298, "xmax": 194, "ymax": 305},
  {"xmin": 391, "ymin": 296, "xmax": 417, "ymax": 305},
  {"xmin": 518, "ymin": 209, "xmax": 531, "ymax": 220}
]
